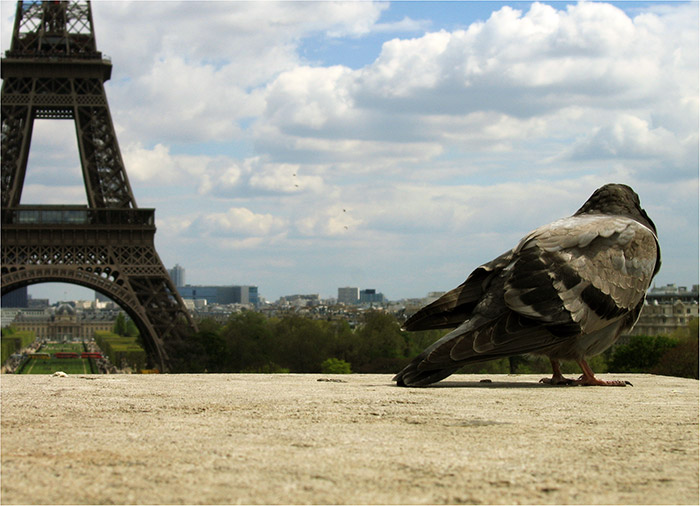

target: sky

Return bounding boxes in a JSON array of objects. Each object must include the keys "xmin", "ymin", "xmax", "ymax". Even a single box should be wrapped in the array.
[{"xmin": 1, "ymin": 0, "xmax": 698, "ymax": 304}]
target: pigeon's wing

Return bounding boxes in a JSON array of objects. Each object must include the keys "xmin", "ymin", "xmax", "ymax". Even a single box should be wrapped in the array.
[
  {"xmin": 402, "ymin": 249, "xmax": 513, "ymax": 331},
  {"xmin": 504, "ymin": 214, "xmax": 660, "ymax": 335},
  {"xmin": 395, "ymin": 214, "xmax": 660, "ymax": 386}
]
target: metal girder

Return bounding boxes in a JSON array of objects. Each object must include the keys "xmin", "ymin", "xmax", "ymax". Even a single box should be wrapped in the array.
[{"xmin": 9, "ymin": 1, "xmax": 97, "ymax": 58}]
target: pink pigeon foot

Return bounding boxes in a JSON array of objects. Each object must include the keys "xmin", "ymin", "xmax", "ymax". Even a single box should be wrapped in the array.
[{"xmin": 539, "ymin": 359, "xmax": 631, "ymax": 386}]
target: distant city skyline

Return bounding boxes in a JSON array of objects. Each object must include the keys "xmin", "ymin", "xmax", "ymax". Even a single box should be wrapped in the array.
[
  {"xmin": 6, "ymin": 1, "xmax": 697, "ymax": 305},
  {"xmin": 21, "ymin": 279, "xmax": 700, "ymax": 307}
]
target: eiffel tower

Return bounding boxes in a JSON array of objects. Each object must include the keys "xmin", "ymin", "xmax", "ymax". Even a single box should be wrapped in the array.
[{"xmin": 1, "ymin": 0, "xmax": 197, "ymax": 371}]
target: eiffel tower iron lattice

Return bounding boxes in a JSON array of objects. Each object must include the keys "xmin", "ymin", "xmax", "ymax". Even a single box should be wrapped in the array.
[{"xmin": 1, "ymin": 0, "xmax": 198, "ymax": 371}]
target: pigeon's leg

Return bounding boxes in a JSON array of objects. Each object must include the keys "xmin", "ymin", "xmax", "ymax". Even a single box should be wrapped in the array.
[
  {"xmin": 574, "ymin": 359, "xmax": 631, "ymax": 387},
  {"xmin": 539, "ymin": 359, "xmax": 577, "ymax": 385}
]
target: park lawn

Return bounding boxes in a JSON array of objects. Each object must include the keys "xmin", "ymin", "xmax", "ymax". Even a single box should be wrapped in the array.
[
  {"xmin": 22, "ymin": 342, "xmax": 92, "ymax": 375},
  {"xmin": 24, "ymin": 358, "xmax": 89, "ymax": 374}
]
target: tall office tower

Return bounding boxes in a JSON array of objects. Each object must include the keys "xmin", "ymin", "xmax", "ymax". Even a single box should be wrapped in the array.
[
  {"xmin": 338, "ymin": 287, "xmax": 359, "ymax": 305},
  {"xmin": 169, "ymin": 264, "xmax": 186, "ymax": 288}
]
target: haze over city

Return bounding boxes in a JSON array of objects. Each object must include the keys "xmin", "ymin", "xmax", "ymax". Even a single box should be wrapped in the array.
[{"xmin": 1, "ymin": 0, "xmax": 697, "ymax": 304}]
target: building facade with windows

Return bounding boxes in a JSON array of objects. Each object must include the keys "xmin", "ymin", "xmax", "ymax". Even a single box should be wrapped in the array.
[
  {"xmin": 177, "ymin": 285, "xmax": 259, "ymax": 306},
  {"xmin": 338, "ymin": 287, "xmax": 359, "ymax": 305},
  {"xmin": 168, "ymin": 264, "xmax": 186, "ymax": 288},
  {"xmin": 631, "ymin": 299, "xmax": 698, "ymax": 336},
  {"xmin": 9, "ymin": 304, "xmax": 117, "ymax": 340},
  {"xmin": 360, "ymin": 289, "xmax": 386, "ymax": 304}
]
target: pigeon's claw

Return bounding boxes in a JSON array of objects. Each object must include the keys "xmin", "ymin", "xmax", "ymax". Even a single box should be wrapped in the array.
[
  {"xmin": 539, "ymin": 374, "xmax": 631, "ymax": 387},
  {"xmin": 539, "ymin": 359, "xmax": 577, "ymax": 385},
  {"xmin": 539, "ymin": 358, "xmax": 631, "ymax": 386},
  {"xmin": 574, "ymin": 375, "xmax": 632, "ymax": 387},
  {"xmin": 575, "ymin": 359, "xmax": 631, "ymax": 387}
]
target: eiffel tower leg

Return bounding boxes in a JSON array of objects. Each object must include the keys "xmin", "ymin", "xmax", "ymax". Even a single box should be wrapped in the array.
[
  {"xmin": 1, "ymin": 102, "xmax": 34, "ymax": 208},
  {"xmin": 127, "ymin": 272, "xmax": 196, "ymax": 370},
  {"xmin": 75, "ymin": 102, "xmax": 136, "ymax": 209}
]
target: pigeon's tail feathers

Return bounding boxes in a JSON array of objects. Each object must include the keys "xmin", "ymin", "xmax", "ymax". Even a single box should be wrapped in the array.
[
  {"xmin": 393, "ymin": 361, "xmax": 461, "ymax": 387},
  {"xmin": 394, "ymin": 309, "xmax": 578, "ymax": 387}
]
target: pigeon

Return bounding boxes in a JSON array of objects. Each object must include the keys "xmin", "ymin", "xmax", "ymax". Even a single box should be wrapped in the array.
[{"xmin": 394, "ymin": 183, "xmax": 660, "ymax": 387}]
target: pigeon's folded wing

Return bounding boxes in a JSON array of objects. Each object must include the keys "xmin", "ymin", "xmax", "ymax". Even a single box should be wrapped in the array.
[{"xmin": 504, "ymin": 214, "xmax": 660, "ymax": 335}]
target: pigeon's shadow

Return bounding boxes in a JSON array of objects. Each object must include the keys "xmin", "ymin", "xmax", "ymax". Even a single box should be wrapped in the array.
[{"xmin": 406, "ymin": 379, "xmax": 553, "ymax": 389}]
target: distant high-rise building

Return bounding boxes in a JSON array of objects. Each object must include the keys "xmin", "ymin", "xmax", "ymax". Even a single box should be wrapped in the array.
[
  {"xmin": 1, "ymin": 287, "xmax": 28, "ymax": 308},
  {"xmin": 338, "ymin": 287, "xmax": 359, "ymax": 305},
  {"xmin": 177, "ymin": 285, "xmax": 258, "ymax": 305},
  {"xmin": 360, "ymin": 289, "xmax": 385, "ymax": 304},
  {"xmin": 169, "ymin": 264, "xmax": 186, "ymax": 288}
]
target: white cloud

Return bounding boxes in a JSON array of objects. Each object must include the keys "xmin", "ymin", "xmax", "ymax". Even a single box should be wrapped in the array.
[
  {"xmin": 248, "ymin": 161, "xmax": 325, "ymax": 195},
  {"xmin": 97, "ymin": 1, "xmax": 388, "ymax": 147},
  {"xmin": 100, "ymin": 1, "xmax": 698, "ymax": 181},
  {"xmin": 114, "ymin": 57, "xmax": 261, "ymax": 144},
  {"xmin": 19, "ymin": 185, "xmax": 87, "ymax": 206},
  {"xmin": 188, "ymin": 207, "xmax": 287, "ymax": 239},
  {"xmin": 295, "ymin": 206, "xmax": 363, "ymax": 237},
  {"xmin": 566, "ymin": 114, "xmax": 686, "ymax": 161},
  {"xmin": 372, "ymin": 16, "xmax": 432, "ymax": 34},
  {"xmin": 122, "ymin": 142, "xmax": 225, "ymax": 188},
  {"xmin": 245, "ymin": 1, "xmax": 697, "ymax": 188}
]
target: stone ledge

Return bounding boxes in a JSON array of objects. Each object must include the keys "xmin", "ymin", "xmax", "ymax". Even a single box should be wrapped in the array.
[{"xmin": 1, "ymin": 373, "xmax": 697, "ymax": 504}]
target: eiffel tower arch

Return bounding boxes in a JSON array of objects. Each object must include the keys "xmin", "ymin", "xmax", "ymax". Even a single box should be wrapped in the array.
[{"xmin": 1, "ymin": 0, "xmax": 198, "ymax": 371}]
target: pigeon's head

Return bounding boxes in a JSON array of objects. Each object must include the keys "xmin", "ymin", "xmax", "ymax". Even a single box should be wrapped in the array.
[{"xmin": 575, "ymin": 183, "xmax": 657, "ymax": 235}]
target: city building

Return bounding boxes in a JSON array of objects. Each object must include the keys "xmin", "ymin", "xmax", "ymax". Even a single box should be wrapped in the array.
[
  {"xmin": 169, "ymin": 264, "xmax": 186, "ymax": 288},
  {"xmin": 338, "ymin": 287, "xmax": 359, "ymax": 305},
  {"xmin": 28, "ymin": 297, "xmax": 50, "ymax": 308},
  {"xmin": 177, "ymin": 285, "xmax": 259, "ymax": 306},
  {"xmin": 360, "ymin": 289, "xmax": 386, "ymax": 304},
  {"xmin": 337, "ymin": 287, "xmax": 387, "ymax": 305},
  {"xmin": 1, "ymin": 308, "xmax": 22, "ymax": 328},
  {"xmin": 1, "ymin": 287, "xmax": 28, "ymax": 308},
  {"xmin": 646, "ymin": 284, "xmax": 699, "ymax": 304},
  {"xmin": 631, "ymin": 299, "xmax": 699, "ymax": 337},
  {"xmin": 278, "ymin": 294, "xmax": 320, "ymax": 307},
  {"xmin": 628, "ymin": 284, "xmax": 699, "ymax": 337},
  {"xmin": 8, "ymin": 304, "xmax": 119, "ymax": 340},
  {"xmin": 95, "ymin": 292, "xmax": 112, "ymax": 304}
]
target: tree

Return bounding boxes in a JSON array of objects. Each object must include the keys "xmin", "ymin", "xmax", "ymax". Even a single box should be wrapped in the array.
[
  {"xmin": 652, "ymin": 339, "xmax": 699, "ymax": 379},
  {"xmin": 113, "ymin": 312, "xmax": 128, "ymax": 336},
  {"xmin": 402, "ymin": 328, "xmax": 447, "ymax": 359},
  {"xmin": 328, "ymin": 319, "xmax": 363, "ymax": 366},
  {"xmin": 652, "ymin": 318, "xmax": 699, "ymax": 379},
  {"xmin": 608, "ymin": 334, "xmax": 678, "ymax": 373},
  {"xmin": 321, "ymin": 358, "xmax": 352, "ymax": 374},
  {"xmin": 353, "ymin": 311, "xmax": 406, "ymax": 372},
  {"xmin": 220, "ymin": 310, "xmax": 276, "ymax": 372},
  {"xmin": 271, "ymin": 315, "xmax": 331, "ymax": 372},
  {"xmin": 125, "ymin": 318, "xmax": 139, "ymax": 337}
]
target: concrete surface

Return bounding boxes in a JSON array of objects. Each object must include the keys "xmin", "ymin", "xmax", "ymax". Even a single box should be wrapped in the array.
[{"xmin": 1, "ymin": 373, "xmax": 697, "ymax": 505}]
